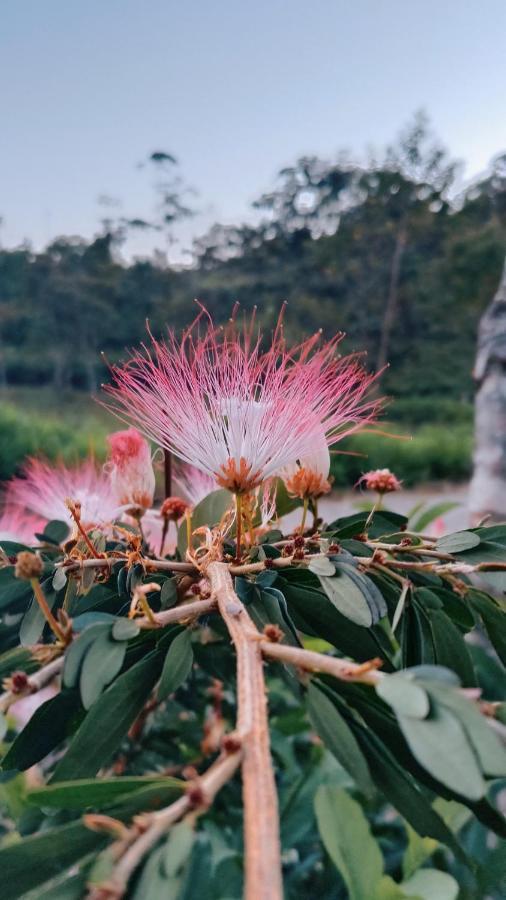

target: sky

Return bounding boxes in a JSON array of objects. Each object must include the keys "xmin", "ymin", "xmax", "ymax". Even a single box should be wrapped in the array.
[{"xmin": 1, "ymin": 0, "xmax": 506, "ymax": 260}]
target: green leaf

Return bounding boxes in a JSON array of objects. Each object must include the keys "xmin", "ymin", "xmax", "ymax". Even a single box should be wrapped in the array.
[
  {"xmin": 27, "ymin": 775, "xmax": 182, "ymax": 810},
  {"xmin": 111, "ymin": 617, "xmax": 140, "ymax": 641},
  {"xmin": 157, "ymin": 630, "xmax": 193, "ymax": 701},
  {"xmin": 177, "ymin": 489, "xmax": 232, "ymax": 555},
  {"xmin": 0, "ymin": 821, "xmax": 104, "ymax": 900},
  {"xmin": 308, "ymin": 556, "xmax": 336, "ymax": 577},
  {"xmin": 409, "ymin": 502, "xmax": 459, "ymax": 533},
  {"xmin": 468, "ymin": 590, "xmax": 506, "ymax": 665},
  {"xmin": 307, "ymin": 684, "xmax": 374, "ymax": 797},
  {"xmin": 314, "ymin": 785, "xmax": 384, "ymax": 900},
  {"xmin": 351, "ymin": 723, "xmax": 466, "ymax": 860},
  {"xmin": 79, "ymin": 630, "xmax": 126, "ymax": 709},
  {"xmin": 52, "ymin": 567, "xmax": 68, "ymax": 592},
  {"xmin": 397, "ymin": 703, "xmax": 485, "ymax": 800},
  {"xmin": 279, "ymin": 573, "xmax": 391, "ymax": 664},
  {"xmin": 52, "ymin": 650, "xmax": 164, "ymax": 781},
  {"xmin": 1, "ymin": 690, "xmax": 82, "ymax": 772},
  {"xmin": 428, "ymin": 609, "xmax": 476, "ymax": 686},
  {"xmin": 160, "ymin": 577, "xmax": 178, "ymax": 609},
  {"xmin": 0, "ymin": 646, "xmax": 39, "ymax": 681},
  {"xmin": 401, "ymin": 869, "xmax": 459, "ymax": 900},
  {"xmin": 162, "ymin": 821, "xmax": 195, "ymax": 877},
  {"xmin": 376, "ymin": 673, "xmax": 430, "ymax": 719},
  {"xmin": 63, "ymin": 623, "xmax": 111, "ymax": 689},
  {"xmin": 19, "ymin": 579, "xmax": 57, "ymax": 646},
  {"xmin": 326, "ymin": 510, "xmax": 407, "ymax": 540},
  {"xmin": 316, "ymin": 560, "xmax": 386, "ymax": 627},
  {"xmin": 0, "ymin": 566, "xmax": 33, "ymax": 611},
  {"xmin": 428, "ymin": 685, "xmax": 506, "ymax": 778},
  {"xmin": 402, "ymin": 823, "xmax": 438, "ymax": 879},
  {"xmin": 435, "ymin": 531, "xmax": 480, "ymax": 553},
  {"xmin": 131, "ymin": 845, "xmax": 167, "ymax": 900},
  {"xmin": 42, "ymin": 520, "xmax": 71, "ymax": 545}
]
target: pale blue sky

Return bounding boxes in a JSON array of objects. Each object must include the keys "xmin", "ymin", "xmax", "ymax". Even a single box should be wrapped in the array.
[{"xmin": 1, "ymin": 0, "xmax": 506, "ymax": 259}]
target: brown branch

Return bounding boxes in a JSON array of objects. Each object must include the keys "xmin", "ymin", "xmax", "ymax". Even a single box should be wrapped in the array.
[
  {"xmin": 57, "ymin": 557, "xmax": 196, "ymax": 574},
  {"xmin": 91, "ymin": 750, "xmax": 241, "ymax": 899},
  {"xmin": 260, "ymin": 641, "xmax": 383, "ymax": 685},
  {"xmin": 365, "ymin": 540, "xmax": 455, "ymax": 561},
  {"xmin": 207, "ymin": 561, "xmax": 283, "ymax": 900},
  {"xmin": 135, "ymin": 597, "xmax": 217, "ymax": 629}
]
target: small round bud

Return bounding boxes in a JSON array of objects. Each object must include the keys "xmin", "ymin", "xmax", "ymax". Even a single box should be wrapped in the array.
[
  {"xmin": 15, "ymin": 551, "xmax": 43, "ymax": 580},
  {"xmin": 161, "ymin": 496, "xmax": 189, "ymax": 522},
  {"xmin": 263, "ymin": 623, "xmax": 284, "ymax": 643},
  {"xmin": 11, "ymin": 670, "xmax": 29, "ymax": 692},
  {"xmin": 222, "ymin": 732, "xmax": 242, "ymax": 754}
]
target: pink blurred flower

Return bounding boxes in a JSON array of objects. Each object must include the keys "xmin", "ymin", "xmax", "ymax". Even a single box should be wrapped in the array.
[
  {"xmin": 0, "ymin": 504, "xmax": 43, "ymax": 546},
  {"xmin": 6, "ymin": 457, "xmax": 121, "ymax": 530},
  {"xmin": 359, "ymin": 468, "xmax": 401, "ymax": 494},
  {"xmin": 173, "ymin": 462, "xmax": 217, "ymax": 507},
  {"xmin": 106, "ymin": 427, "xmax": 155, "ymax": 516},
  {"xmin": 103, "ymin": 307, "xmax": 382, "ymax": 496}
]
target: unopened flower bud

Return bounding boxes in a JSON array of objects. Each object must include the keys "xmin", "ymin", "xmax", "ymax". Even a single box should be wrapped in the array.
[
  {"xmin": 4, "ymin": 670, "xmax": 30, "ymax": 694},
  {"xmin": 263, "ymin": 623, "xmax": 284, "ymax": 643},
  {"xmin": 15, "ymin": 551, "xmax": 43, "ymax": 580}
]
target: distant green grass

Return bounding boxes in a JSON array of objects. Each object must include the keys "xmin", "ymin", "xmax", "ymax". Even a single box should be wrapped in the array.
[
  {"xmin": 0, "ymin": 389, "xmax": 113, "ymax": 480},
  {"xmin": 0, "ymin": 387, "xmax": 473, "ymax": 485}
]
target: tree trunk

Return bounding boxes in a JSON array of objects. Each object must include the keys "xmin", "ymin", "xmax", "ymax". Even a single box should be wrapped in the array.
[{"xmin": 376, "ymin": 223, "xmax": 407, "ymax": 372}]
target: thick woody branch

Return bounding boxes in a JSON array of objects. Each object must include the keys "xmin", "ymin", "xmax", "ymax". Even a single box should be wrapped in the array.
[
  {"xmin": 260, "ymin": 641, "xmax": 383, "ymax": 685},
  {"xmin": 90, "ymin": 750, "xmax": 241, "ymax": 899},
  {"xmin": 206, "ymin": 561, "xmax": 283, "ymax": 900}
]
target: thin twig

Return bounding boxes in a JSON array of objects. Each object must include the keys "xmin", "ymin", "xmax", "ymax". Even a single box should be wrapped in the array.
[
  {"xmin": 95, "ymin": 751, "xmax": 241, "ymax": 898},
  {"xmin": 207, "ymin": 561, "xmax": 283, "ymax": 900},
  {"xmin": 365, "ymin": 540, "xmax": 454, "ymax": 561},
  {"xmin": 0, "ymin": 655, "xmax": 64, "ymax": 713},
  {"xmin": 260, "ymin": 641, "xmax": 383, "ymax": 685},
  {"xmin": 135, "ymin": 597, "xmax": 217, "ymax": 629}
]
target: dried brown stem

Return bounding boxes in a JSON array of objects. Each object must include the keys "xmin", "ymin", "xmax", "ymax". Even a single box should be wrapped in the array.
[
  {"xmin": 31, "ymin": 579, "xmax": 67, "ymax": 644},
  {"xmin": 206, "ymin": 561, "xmax": 283, "ymax": 900}
]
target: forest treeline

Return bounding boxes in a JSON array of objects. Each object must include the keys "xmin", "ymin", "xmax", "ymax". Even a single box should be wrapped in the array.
[{"xmin": 1, "ymin": 116, "xmax": 506, "ymax": 413}]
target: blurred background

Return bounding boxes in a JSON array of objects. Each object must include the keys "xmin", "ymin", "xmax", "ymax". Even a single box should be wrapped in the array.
[{"xmin": 1, "ymin": 0, "xmax": 506, "ymax": 519}]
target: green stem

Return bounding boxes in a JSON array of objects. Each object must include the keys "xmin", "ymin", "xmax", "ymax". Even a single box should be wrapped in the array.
[
  {"xmin": 235, "ymin": 493, "xmax": 243, "ymax": 562},
  {"xmin": 300, "ymin": 498, "xmax": 309, "ymax": 534}
]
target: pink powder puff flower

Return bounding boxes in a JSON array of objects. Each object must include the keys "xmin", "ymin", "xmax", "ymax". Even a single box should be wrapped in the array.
[
  {"xmin": 0, "ymin": 504, "xmax": 43, "ymax": 546},
  {"xmin": 106, "ymin": 427, "xmax": 156, "ymax": 516},
  {"xmin": 280, "ymin": 416, "xmax": 332, "ymax": 500},
  {"xmin": 6, "ymin": 457, "xmax": 121, "ymax": 530},
  {"xmin": 102, "ymin": 307, "xmax": 382, "ymax": 497},
  {"xmin": 359, "ymin": 468, "xmax": 402, "ymax": 494}
]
